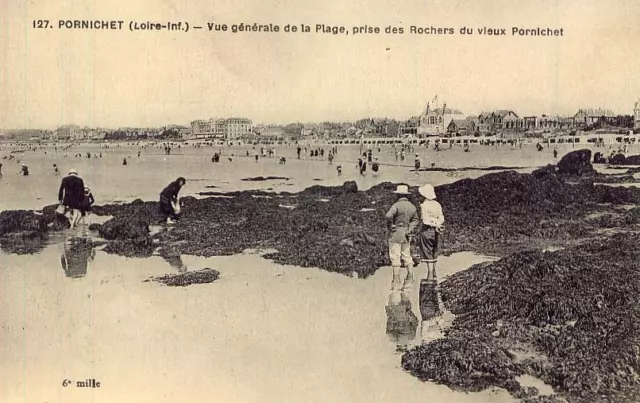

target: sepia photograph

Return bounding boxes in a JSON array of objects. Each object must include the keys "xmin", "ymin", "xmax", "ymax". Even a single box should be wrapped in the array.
[{"xmin": 1, "ymin": 0, "xmax": 640, "ymax": 402}]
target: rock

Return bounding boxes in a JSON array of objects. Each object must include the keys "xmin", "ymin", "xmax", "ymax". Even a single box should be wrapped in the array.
[
  {"xmin": 417, "ymin": 234, "xmax": 640, "ymax": 400},
  {"xmin": 0, "ymin": 210, "xmax": 47, "ymax": 237},
  {"xmin": 342, "ymin": 181, "xmax": 358, "ymax": 193},
  {"xmin": 557, "ymin": 149, "xmax": 594, "ymax": 176},
  {"xmin": 179, "ymin": 196, "xmax": 198, "ymax": 209},
  {"xmin": 88, "ymin": 223, "xmax": 102, "ymax": 231},
  {"xmin": 131, "ymin": 198, "xmax": 145, "ymax": 205},
  {"xmin": 145, "ymin": 268, "xmax": 220, "ymax": 286},
  {"xmin": 241, "ymin": 176, "xmax": 290, "ymax": 181},
  {"xmin": 625, "ymin": 155, "xmax": 640, "ymax": 165},
  {"xmin": 593, "ymin": 152, "xmax": 606, "ymax": 164},
  {"xmin": 609, "ymin": 153, "xmax": 627, "ymax": 165},
  {"xmin": 97, "ymin": 217, "xmax": 149, "ymax": 241}
]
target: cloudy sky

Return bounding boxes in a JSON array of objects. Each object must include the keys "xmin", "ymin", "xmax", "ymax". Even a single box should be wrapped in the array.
[{"xmin": 1, "ymin": 0, "xmax": 639, "ymax": 129}]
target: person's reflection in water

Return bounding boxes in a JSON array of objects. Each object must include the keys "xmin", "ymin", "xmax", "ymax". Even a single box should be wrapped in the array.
[
  {"xmin": 60, "ymin": 236, "xmax": 95, "ymax": 278},
  {"xmin": 163, "ymin": 254, "xmax": 187, "ymax": 273},
  {"xmin": 386, "ymin": 280, "xmax": 418, "ymax": 353}
]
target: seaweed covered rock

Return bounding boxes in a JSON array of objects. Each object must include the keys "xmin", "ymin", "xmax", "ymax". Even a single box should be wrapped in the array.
[
  {"xmin": 0, "ymin": 210, "xmax": 47, "ymax": 236},
  {"xmin": 557, "ymin": 149, "xmax": 593, "ymax": 176},
  {"xmin": 98, "ymin": 217, "xmax": 150, "ymax": 240},
  {"xmin": 593, "ymin": 152, "xmax": 606, "ymax": 164},
  {"xmin": 145, "ymin": 268, "xmax": 220, "ymax": 287},
  {"xmin": 625, "ymin": 154, "xmax": 640, "ymax": 165},
  {"xmin": 436, "ymin": 169, "xmax": 640, "ymax": 255},
  {"xmin": 241, "ymin": 176, "xmax": 289, "ymax": 181},
  {"xmin": 608, "ymin": 153, "xmax": 627, "ymax": 165},
  {"xmin": 401, "ymin": 335, "xmax": 523, "ymax": 392},
  {"xmin": 342, "ymin": 180, "xmax": 358, "ymax": 193},
  {"xmin": 408, "ymin": 233, "xmax": 640, "ymax": 400}
]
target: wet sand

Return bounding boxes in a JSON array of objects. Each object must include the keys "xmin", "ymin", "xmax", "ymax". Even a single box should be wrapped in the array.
[{"xmin": 0, "ymin": 242, "xmax": 514, "ymax": 403}]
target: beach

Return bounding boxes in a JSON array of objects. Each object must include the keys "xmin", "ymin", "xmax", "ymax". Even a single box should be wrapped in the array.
[{"xmin": 2, "ymin": 143, "xmax": 640, "ymax": 403}]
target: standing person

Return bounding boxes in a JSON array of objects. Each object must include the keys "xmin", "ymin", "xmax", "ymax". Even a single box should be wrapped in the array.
[
  {"xmin": 58, "ymin": 169, "xmax": 85, "ymax": 228},
  {"xmin": 21, "ymin": 164, "xmax": 29, "ymax": 176},
  {"xmin": 417, "ymin": 184, "xmax": 445, "ymax": 281},
  {"xmin": 336, "ymin": 165, "xmax": 342, "ymax": 176},
  {"xmin": 359, "ymin": 158, "xmax": 367, "ymax": 175},
  {"xmin": 0, "ymin": 162, "xmax": 3, "ymax": 178},
  {"xmin": 553, "ymin": 147, "xmax": 558, "ymax": 159},
  {"xmin": 414, "ymin": 153, "xmax": 421, "ymax": 173},
  {"xmin": 159, "ymin": 177, "xmax": 186, "ymax": 225},
  {"xmin": 78, "ymin": 186, "xmax": 95, "ymax": 225},
  {"xmin": 328, "ymin": 151, "xmax": 334, "ymax": 165},
  {"xmin": 297, "ymin": 146, "xmax": 301, "ymax": 159},
  {"xmin": 372, "ymin": 157, "xmax": 380, "ymax": 176},
  {"xmin": 385, "ymin": 185, "xmax": 420, "ymax": 292},
  {"xmin": 53, "ymin": 164, "xmax": 60, "ymax": 176},
  {"xmin": 417, "ymin": 184, "xmax": 445, "ymax": 331}
]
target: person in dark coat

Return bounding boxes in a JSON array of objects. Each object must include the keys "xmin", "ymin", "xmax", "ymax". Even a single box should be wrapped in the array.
[
  {"xmin": 159, "ymin": 177, "xmax": 186, "ymax": 224},
  {"xmin": 79, "ymin": 186, "xmax": 95, "ymax": 224},
  {"xmin": 58, "ymin": 169, "xmax": 85, "ymax": 228}
]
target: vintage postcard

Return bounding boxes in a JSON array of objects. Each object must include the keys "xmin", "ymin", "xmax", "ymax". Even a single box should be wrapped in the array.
[{"xmin": 1, "ymin": 1, "xmax": 639, "ymax": 402}]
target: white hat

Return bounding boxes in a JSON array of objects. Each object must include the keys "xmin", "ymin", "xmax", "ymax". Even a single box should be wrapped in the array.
[
  {"xmin": 68, "ymin": 168, "xmax": 77, "ymax": 175},
  {"xmin": 393, "ymin": 184, "xmax": 411, "ymax": 195},
  {"xmin": 419, "ymin": 184, "xmax": 437, "ymax": 200}
]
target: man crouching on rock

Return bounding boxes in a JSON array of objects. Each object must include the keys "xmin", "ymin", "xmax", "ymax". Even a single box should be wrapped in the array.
[
  {"xmin": 160, "ymin": 177, "xmax": 186, "ymax": 225},
  {"xmin": 385, "ymin": 184, "xmax": 420, "ymax": 292}
]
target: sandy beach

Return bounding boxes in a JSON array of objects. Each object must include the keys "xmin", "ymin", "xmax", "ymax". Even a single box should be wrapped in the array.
[{"xmin": 2, "ymin": 144, "xmax": 640, "ymax": 402}]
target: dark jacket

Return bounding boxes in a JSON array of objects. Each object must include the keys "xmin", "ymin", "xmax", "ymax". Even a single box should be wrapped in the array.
[
  {"xmin": 59, "ymin": 175, "xmax": 85, "ymax": 209},
  {"xmin": 160, "ymin": 181, "xmax": 181, "ymax": 203},
  {"xmin": 80, "ymin": 192, "xmax": 95, "ymax": 212}
]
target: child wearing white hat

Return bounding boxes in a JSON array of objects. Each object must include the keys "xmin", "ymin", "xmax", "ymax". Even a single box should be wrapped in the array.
[{"xmin": 417, "ymin": 183, "xmax": 444, "ymax": 277}]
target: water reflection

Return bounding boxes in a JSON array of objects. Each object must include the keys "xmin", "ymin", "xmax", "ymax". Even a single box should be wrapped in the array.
[
  {"xmin": 419, "ymin": 276, "xmax": 443, "ymax": 343},
  {"xmin": 60, "ymin": 236, "xmax": 95, "ymax": 278},
  {"xmin": 163, "ymin": 254, "xmax": 187, "ymax": 273},
  {"xmin": 385, "ymin": 285, "xmax": 418, "ymax": 352}
]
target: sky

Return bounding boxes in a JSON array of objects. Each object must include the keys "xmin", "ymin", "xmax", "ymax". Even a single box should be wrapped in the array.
[{"xmin": 1, "ymin": 0, "xmax": 639, "ymax": 129}]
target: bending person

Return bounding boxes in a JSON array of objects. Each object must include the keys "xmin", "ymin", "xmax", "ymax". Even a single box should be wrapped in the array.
[{"xmin": 159, "ymin": 177, "xmax": 186, "ymax": 224}]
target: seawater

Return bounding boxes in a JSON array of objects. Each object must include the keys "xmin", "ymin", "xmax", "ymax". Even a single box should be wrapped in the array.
[{"xmin": 0, "ymin": 142, "xmax": 571, "ymax": 211}]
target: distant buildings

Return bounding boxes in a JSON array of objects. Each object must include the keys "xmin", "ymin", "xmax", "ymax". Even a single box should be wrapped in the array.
[
  {"xmin": 476, "ymin": 110, "xmax": 522, "ymax": 132},
  {"xmin": 418, "ymin": 103, "xmax": 463, "ymax": 135},
  {"xmin": 573, "ymin": 108, "xmax": 616, "ymax": 127},
  {"xmin": 189, "ymin": 117, "xmax": 253, "ymax": 140},
  {"xmin": 55, "ymin": 124, "xmax": 81, "ymax": 141},
  {"xmin": 523, "ymin": 115, "xmax": 573, "ymax": 131},
  {"xmin": 447, "ymin": 119, "xmax": 476, "ymax": 135}
]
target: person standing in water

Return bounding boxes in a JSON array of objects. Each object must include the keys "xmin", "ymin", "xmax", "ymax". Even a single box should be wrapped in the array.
[
  {"xmin": 159, "ymin": 177, "xmax": 186, "ymax": 225},
  {"xmin": 417, "ymin": 183, "xmax": 445, "ymax": 331},
  {"xmin": 53, "ymin": 164, "xmax": 60, "ymax": 176},
  {"xmin": 58, "ymin": 169, "xmax": 85, "ymax": 228},
  {"xmin": 0, "ymin": 162, "xmax": 3, "ymax": 178},
  {"xmin": 372, "ymin": 157, "xmax": 380, "ymax": 176},
  {"xmin": 78, "ymin": 186, "xmax": 95, "ymax": 225},
  {"xmin": 414, "ymin": 154, "xmax": 421, "ymax": 174},
  {"xmin": 21, "ymin": 164, "xmax": 29, "ymax": 176},
  {"xmin": 385, "ymin": 185, "xmax": 420, "ymax": 293}
]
